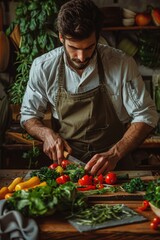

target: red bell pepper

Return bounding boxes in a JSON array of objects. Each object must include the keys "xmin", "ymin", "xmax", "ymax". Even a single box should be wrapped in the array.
[
  {"xmin": 56, "ymin": 175, "xmax": 70, "ymax": 184},
  {"xmin": 77, "ymin": 185, "xmax": 96, "ymax": 191}
]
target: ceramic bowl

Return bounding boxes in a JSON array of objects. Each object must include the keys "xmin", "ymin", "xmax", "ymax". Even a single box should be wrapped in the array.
[
  {"xmin": 123, "ymin": 8, "xmax": 136, "ymax": 18},
  {"xmin": 122, "ymin": 18, "xmax": 135, "ymax": 26},
  {"xmin": 150, "ymin": 202, "xmax": 160, "ymax": 218}
]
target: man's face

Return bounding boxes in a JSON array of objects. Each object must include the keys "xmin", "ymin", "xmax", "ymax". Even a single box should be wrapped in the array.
[{"xmin": 59, "ymin": 32, "xmax": 97, "ymax": 70}]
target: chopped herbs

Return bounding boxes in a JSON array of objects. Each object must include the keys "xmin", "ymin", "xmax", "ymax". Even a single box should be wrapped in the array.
[
  {"xmin": 69, "ymin": 204, "xmax": 137, "ymax": 225},
  {"xmin": 30, "ymin": 166, "xmax": 60, "ymax": 181},
  {"xmin": 64, "ymin": 164, "xmax": 85, "ymax": 182},
  {"xmin": 122, "ymin": 177, "xmax": 148, "ymax": 193}
]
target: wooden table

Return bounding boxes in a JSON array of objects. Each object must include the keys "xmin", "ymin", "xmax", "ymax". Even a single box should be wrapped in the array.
[{"xmin": 0, "ymin": 169, "xmax": 160, "ymax": 240}]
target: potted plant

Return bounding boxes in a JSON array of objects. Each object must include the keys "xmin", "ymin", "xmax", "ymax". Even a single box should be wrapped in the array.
[
  {"xmin": 4, "ymin": 0, "xmax": 67, "ymax": 168},
  {"xmin": 6, "ymin": 0, "xmax": 67, "ymax": 104}
]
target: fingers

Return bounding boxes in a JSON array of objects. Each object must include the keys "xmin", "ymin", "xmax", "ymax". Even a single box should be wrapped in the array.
[
  {"xmin": 64, "ymin": 140, "xmax": 72, "ymax": 154},
  {"xmin": 85, "ymin": 153, "xmax": 116, "ymax": 175},
  {"xmin": 43, "ymin": 136, "xmax": 72, "ymax": 164}
]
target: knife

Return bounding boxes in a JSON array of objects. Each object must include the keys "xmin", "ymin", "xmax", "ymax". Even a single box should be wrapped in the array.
[{"xmin": 64, "ymin": 151, "xmax": 86, "ymax": 167}]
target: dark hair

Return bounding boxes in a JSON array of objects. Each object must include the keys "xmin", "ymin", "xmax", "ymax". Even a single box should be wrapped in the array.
[{"xmin": 57, "ymin": 0, "xmax": 102, "ymax": 40}]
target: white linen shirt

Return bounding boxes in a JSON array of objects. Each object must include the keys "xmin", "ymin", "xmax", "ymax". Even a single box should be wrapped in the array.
[{"xmin": 20, "ymin": 44, "xmax": 159, "ymax": 128}]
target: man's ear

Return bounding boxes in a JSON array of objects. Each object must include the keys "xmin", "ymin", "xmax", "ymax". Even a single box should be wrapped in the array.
[{"xmin": 59, "ymin": 33, "xmax": 64, "ymax": 44}]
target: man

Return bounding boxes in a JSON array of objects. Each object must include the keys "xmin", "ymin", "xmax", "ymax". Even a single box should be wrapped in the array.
[{"xmin": 20, "ymin": 0, "xmax": 159, "ymax": 175}]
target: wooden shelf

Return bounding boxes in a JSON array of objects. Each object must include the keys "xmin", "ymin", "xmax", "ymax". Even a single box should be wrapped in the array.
[
  {"xmin": 102, "ymin": 25, "xmax": 160, "ymax": 31},
  {"xmin": 5, "ymin": 131, "xmax": 42, "ymax": 146},
  {"xmin": 140, "ymin": 136, "xmax": 160, "ymax": 148}
]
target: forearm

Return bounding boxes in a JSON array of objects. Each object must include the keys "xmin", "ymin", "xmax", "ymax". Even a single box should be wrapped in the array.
[
  {"xmin": 109, "ymin": 122, "xmax": 154, "ymax": 160},
  {"xmin": 23, "ymin": 118, "xmax": 58, "ymax": 142}
]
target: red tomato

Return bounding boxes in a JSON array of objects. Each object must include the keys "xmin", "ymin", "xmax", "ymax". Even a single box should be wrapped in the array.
[
  {"xmin": 61, "ymin": 160, "xmax": 71, "ymax": 169},
  {"xmin": 138, "ymin": 200, "xmax": 150, "ymax": 211},
  {"xmin": 78, "ymin": 175, "xmax": 93, "ymax": 186},
  {"xmin": 96, "ymin": 184, "xmax": 104, "ymax": 189},
  {"xmin": 93, "ymin": 174, "xmax": 104, "ymax": 184},
  {"xmin": 49, "ymin": 163, "xmax": 59, "ymax": 169},
  {"xmin": 105, "ymin": 172, "xmax": 117, "ymax": 185},
  {"xmin": 150, "ymin": 221, "xmax": 159, "ymax": 230},
  {"xmin": 153, "ymin": 217, "xmax": 160, "ymax": 225},
  {"xmin": 56, "ymin": 175, "xmax": 70, "ymax": 184}
]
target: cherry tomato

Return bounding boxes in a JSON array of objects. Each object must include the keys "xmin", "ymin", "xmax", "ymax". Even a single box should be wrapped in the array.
[
  {"xmin": 153, "ymin": 217, "xmax": 160, "ymax": 225},
  {"xmin": 56, "ymin": 175, "xmax": 70, "ymax": 184},
  {"xmin": 96, "ymin": 184, "xmax": 104, "ymax": 189},
  {"xmin": 49, "ymin": 163, "xmax": 59, "ymax": 169},
  {"xmin": 93, "ymin": 174, "xmax": 104, "ymax": 184},
  {"xmin": 78, "ymin": 175, "xmax": 93, "ymax": 186},
  {"xmin": 138, "ymin": 200, "xmax": 150, "ymax": 211},
  {"xmin": 61, "ymin": 159, "xmax": 71, "ymax": 169},
  {"xmin": 150, "ymin": 221, "xmax": 159, "ymax": 230},
  {"xmin": 105, "ymin": 172, "xmax": 117, "ymax": 185}
]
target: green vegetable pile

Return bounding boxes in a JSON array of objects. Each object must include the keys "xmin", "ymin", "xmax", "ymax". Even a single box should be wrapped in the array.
[
  {"xmin": 122, "ymin": 178, "xmax": 148, "ymax": 193},
  {"xmin": 6, "ymin": 182, "xmax": 87, "ymax": 217},
  {"xmin": 145, "ymin": 178, "xmax": 160, "ymax": 208}
]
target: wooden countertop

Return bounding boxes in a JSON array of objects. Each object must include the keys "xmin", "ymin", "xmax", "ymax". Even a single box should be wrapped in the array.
[{"xmin": 0, "ymin": 169, "xmax": 160, "ymax": 240}]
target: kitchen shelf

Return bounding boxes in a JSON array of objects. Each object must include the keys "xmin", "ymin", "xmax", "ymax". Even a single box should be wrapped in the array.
[{"xmin": 102, "ymin": 25, "xmax": 160, "ymax": 31}]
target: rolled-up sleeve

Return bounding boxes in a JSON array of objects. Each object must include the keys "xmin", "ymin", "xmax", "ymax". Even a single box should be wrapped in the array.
[
  {"xmin": 20, "ymin": 60, "xmax": 48, "ymax": 127},
  {"xmin": 123, "ymin": 57, "xmax": 159, "ymax": 128}
]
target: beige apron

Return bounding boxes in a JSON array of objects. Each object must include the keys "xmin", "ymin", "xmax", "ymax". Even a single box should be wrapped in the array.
[{"xmin": 54, "ymin": 53, "xmax": 134, "ymax": 169}]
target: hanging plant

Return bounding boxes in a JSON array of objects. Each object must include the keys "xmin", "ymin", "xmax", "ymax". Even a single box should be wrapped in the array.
[{"xmin": 6, "ymin": 0, "xmax": 67, "ymax": 104}]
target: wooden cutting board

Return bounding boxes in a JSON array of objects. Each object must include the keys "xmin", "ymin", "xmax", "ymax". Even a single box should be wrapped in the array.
[
  {"xmin": 22, "ymin": 170, "xmax": 157, "ymax": 201},
  {"xmin": 88, "ymin": 190, "xmax": 146, "ymax": 202},
  {"xmin": 88, "ymin": 171, "xmax": 158, "ymax": 202}
]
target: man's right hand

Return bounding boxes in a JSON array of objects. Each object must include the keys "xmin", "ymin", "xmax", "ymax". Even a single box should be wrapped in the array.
[
  {"xmin": 23, "ymin": 118, "xmax": 72, "ymax": 164},
  {"xmin": 43, "ymin": 131, "xmax": 72, "ymax": 164}
]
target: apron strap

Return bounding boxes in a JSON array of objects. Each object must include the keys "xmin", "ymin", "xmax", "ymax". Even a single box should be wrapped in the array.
[
  {"xmin": 57, "ymin": 54, "xmax": 65, "ymax": 90},
  {"xmin": 97, "ymin": 51, "xmax": 105, "ymax": 84}
]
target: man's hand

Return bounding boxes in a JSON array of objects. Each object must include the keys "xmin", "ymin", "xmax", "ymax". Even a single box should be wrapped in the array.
[
  {"xmin": 43, "ymin": 133, "xmax": 72, "ymax": 164},
  {"xmin": 85, "ymin": 122, "xmax": 153, "ymax": 175},
  {"xmin": 23, "ymin": 118, "xmax": 72, "ymax": 164},
  {"xmin": 85, "ymin": 150, "xmax": 120, "ymax": 176}
]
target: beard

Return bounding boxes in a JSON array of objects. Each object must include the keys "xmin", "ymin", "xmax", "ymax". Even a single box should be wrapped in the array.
[{"xmin": 64, "ymin": 45, "xmax": 96, "ymax": 70}]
